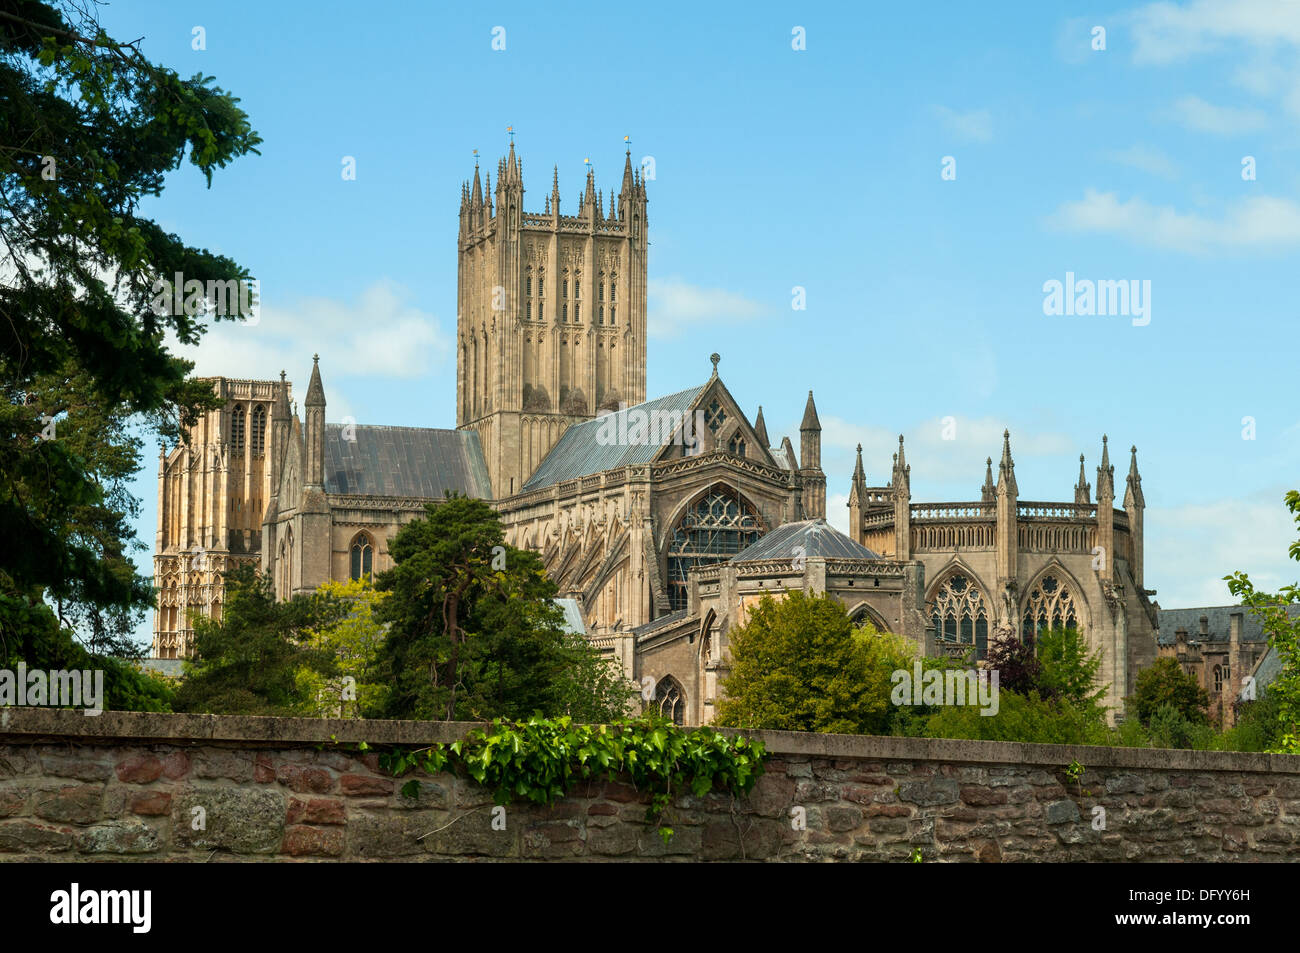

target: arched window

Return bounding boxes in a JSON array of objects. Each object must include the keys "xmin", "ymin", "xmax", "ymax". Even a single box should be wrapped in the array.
[
  {"xmin": 610, "ymin": 275, "xmax": 616, "ymax": 301},
  {"xmin": 666, "ymin": 486, "xmax": 763, "ymax": 610},
  {"xmin": 574, "ymin": 271, "xmax": 580, "ymax": 298},
  {"xmin": 598, "ymin": 305, "xmax": 604, "ymax": 324},
  {"xmin": 653, "ymin": 677, "xmax": 686, "ymax": 726},
  {"xmin": 350, "ymin": 533, "xmax": 374, "ymax": 581},
  {"xmin": 1213, "ymin": 665, "xmax": 1223, "ymax": 692},
  {"xmin": 932, "ymin": 573, "xmax": 989, "ymax": 659},
  {"xmin": 525, "ymin": 267, "xmax": 532, "ymax": 296},
  {"xmin": 727, "ymin": 434, "xmax": 746, "ymax": 457},
  {"xmin": 610, "ymin": 305, "xmax": 615, "ymax": 325},
  {"xmin": 598, "ymin": 275, "xmax": 605, "ymax": 301},
  {"xmin": 704, "ymin": 399, "xmax": 727, "ymax": 433},
  {"xmin": 231, "ymin": 404, "xmax": 245, "ymax": 451},
  {"xmin": 1021, "ymin": 574, "xmax": 1080, "ymax": 642},
  {"xmin": 250, "ymin": 405, "xmax": 266, "ymax": 455}
]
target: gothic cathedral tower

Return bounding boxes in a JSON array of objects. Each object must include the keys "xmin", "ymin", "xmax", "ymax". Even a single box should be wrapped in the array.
[{"xmin": 456, "ymin": 142, "xmax": 648, "ymax": 497}]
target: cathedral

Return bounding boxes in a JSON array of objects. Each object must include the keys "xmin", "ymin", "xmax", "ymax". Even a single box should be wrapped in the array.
[{"xmin": 152, "ymin": 143, "xmax": 1159, "ymax": 723}]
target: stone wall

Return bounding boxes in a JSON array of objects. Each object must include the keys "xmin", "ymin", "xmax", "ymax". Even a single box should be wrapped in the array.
[{"xmin": 0, "ymin": 709, "xmax": 1296, "ymax": 861}]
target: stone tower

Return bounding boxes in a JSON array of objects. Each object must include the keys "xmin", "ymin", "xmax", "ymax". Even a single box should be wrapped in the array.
[
  {"xmin": 456, "ymin": 142, "xmax": 649, "ymax": 497},
  {"xmin": 153, "ymin": 376, "xmax": 285, "ymax": 657}
]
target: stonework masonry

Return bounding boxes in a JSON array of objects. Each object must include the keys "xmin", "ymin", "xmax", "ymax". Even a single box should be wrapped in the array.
[{"xmin": 0, "ymin": 710, "xmax": 1296, "ymax": 862}]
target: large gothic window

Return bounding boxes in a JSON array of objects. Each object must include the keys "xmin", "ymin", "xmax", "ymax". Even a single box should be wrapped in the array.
[
  {"xmin": 350, "ymin": 533, "xmax": 374, "ymax": 581},
  {"xmin": 231, "ymin": 404, "xmax": 245, "ymax": 451},
  {"xmin": 666, "ymin": 486, "xmax": 762, "ymax": 610},
  {"xmin": 1021, "ymin": 574, "xmax": 1080, "ymax": 641},
  {"xmin": 653, "ymin": 677, "xmax": 686, "ymax": 726},
  {"xmin": 250, "ymin": 405, "xmax": 266, "ymax": 455},
  {"xmin": 932, "ymin": 573, "xmax": 989, "ymax": 659}
]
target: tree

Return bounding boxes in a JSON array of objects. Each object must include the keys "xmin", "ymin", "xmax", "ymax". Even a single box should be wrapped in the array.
[
  {"xmin": 983, "ymin": 629, "xmax": 1043, "ymax": 697},
  {"xmin": 1130, "ymin": 656, "xmax": 1208, "ymax": 728},
  {"xmin": 295, "ymin": 578, "xmax": 389, "ymax": 718},
  {"xmin": 1225, "ymin": 489, "xmax": 1300, "ymax": 753},
  {"xmin": 715, "ymin": 591, "xmax": 889, "ymax": 735},
  {"xmin": 1, "ymin": 2, "xmax": 260, "ymax": 658},
  {"xmin": 173, "ymin": 565, "xmax": 341, "ymax": 715},
  {"xmin": 374, "ymin": 494, "xmax": 631, "ymax": 722},
  {"xmin": 1035, "ymin": 627, "xmax": 1106, "ymax": 710}
]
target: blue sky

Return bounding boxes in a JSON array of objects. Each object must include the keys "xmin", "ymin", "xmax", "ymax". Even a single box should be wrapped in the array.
[{"xmin": 104, "ymin": 1, "xmax": 1300, "ymax": 648}]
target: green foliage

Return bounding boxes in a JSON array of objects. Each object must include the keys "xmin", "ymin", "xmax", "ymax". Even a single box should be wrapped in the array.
[
  {"xmin": 173, "ymin": 565, "xmax": 342, "ymax": 715},
  {"xmin": 1225, "ymin": 490, "xmax": 1300, "ymax": 753},
  {"xmin": 1064, "ymin": 759, "xmax": 1084, "ymax": 786},
  {"xmin": 1, "ymin": 1, "xmax": 260, "ymax": 654},
  {"xmin": 922, "ymin": 690, "xmax": 1110, "ymax": 745},
  {"xmin": 374, "ymin": 495, "xmax": 632, "ymax": 723},
  {"xmin": 381, "ymin": 715, "xmax": 766, "ymax": 838},
  {"xmin": 1036, "ymin": 627, "xmax": 1106, "ymax": 710},
  {"xmin": 716, "ymin": 591, "xmax": 901, "ymax": 734},
  {"xmin": 1130, "ymin": 657, "xmax": 1208, "ymax": 728},
  {"xmin": 295, "ymin": 578, "xmax": 389, "ymax": 718},
  {"xmin": 1146, "ymin": 703, "xmax": 1205, "ymax": 750}
]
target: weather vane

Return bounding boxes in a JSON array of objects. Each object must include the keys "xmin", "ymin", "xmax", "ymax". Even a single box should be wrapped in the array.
[
  {"xmin": 472, "ymin": 148, "xmax": 479, "ymax": 166},
  {"xmin": 623, "ymin": 134, "xmax": 631, "ymax": 150},
  {"xmin": 507, "ymin": 125, "xmax": 515, "ymax": 143}
]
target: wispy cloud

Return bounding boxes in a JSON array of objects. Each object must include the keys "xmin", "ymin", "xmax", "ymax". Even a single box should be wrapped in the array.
[
  {"xmin": 1146, "ymin": 492, "xmax": 1298, "ymax": 607},
  {"xmin": 168, "ymin": 278, "xmax": 450, "ymax": 388},
  {"xmin": 648, "ymin": 277, "xmax": 766, "ymax": 339},
  {"xmin": 1103, "ymin": 144, "xmax": 1180, "ymax": 180},
  {"xmin": 1129, "ymin": 0, "xmax": 1300, "ymax": 65},
  {"xmin": 932, "ymin": 105, "xmax": 993, "ymax": 143},
  {"xmin": 1048, "ymin": 189, "xmax": 1300, "ymax": 254},
  {"xmin": 1169, "ymin": 94, "xmax": 1267, "ymax": 134}
]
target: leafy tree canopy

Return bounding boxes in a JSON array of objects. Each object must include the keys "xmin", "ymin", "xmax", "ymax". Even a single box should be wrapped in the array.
[{"xmin": 1, "ymin": 1, "xmax": 260, "ymax": 668}]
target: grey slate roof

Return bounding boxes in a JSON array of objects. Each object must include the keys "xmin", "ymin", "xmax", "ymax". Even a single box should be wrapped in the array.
[
  {"xmin": 730, "ymin": 518, "xmax": 880, "ymax": 563},
  {"xmin": 633, "ymin": 609, "xmax": 690, "ymax": 637},
  {"xmin": 554, "ymin": 598, "xmax": 586, "ymax": 636},
  {"xmin": 1156, "ymin": 604, "xmax": 1300, "ymax": 646},
  {"xmin": 324, "ymin": 424, "xmax": 492, "ymax": 500},
  {"xmin": 521, "ymin": 384, "xmax": 706, "ymax": 492},
  {"xmin": 1243, "ymin": 646, "xmax": 1282, "ymax": 700}
]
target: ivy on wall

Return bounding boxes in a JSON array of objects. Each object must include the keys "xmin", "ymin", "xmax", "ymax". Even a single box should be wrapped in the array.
[{"xmin": 380, "ymin": 715, "xmax": 767, "ymax": 841}]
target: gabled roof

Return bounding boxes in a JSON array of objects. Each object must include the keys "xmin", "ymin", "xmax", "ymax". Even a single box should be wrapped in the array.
[
  {"xmin": 1156, "ymin": 604, "xmax": 1300, "ymax": 646},
  {"xmin": 730, "ymin": 518, "xmax": 879, "ymax": 563},
  {"xmin": 521, "ymin": 384, "xmax": 706, "ymax": 491},
  {"xmin": 323, "ymin": 424, "xmax": 492, "ymax": 499}
]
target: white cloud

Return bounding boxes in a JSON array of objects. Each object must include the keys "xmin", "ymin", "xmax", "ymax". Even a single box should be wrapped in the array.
[
  {"xmin": 1146, "ymin": 493, "xmax": 1298, "ymax": 607},
  {"xmin": 1169, "ymin": 94, "xmax": 1268, "ymax": 134},
  {"xmin": 932, "ymin": 105, "xmax": 993, "ymax": 143},
  {"xmin": 1048, "ymin": 189, "xmax": 1300, "ymax": 254},
  {"xmin": 1129, "ymin": 0, "xmax": 1300, "ymax": 65},
  {"xmin": 168, "ymin": 278, "xmax": 450, "ymax": 387},
  {"xmin": 648, "ymin": 277, "xmax": 766, "ymax": 339},
  {"xmin": 1103, "ymin": 144, "xmax": 1180, "ymax": 180}
]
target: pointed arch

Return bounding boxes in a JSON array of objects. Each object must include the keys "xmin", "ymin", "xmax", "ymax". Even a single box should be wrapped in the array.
[
  {"xmin": 651, "ymin": 675, "xmax": 686, "ymax": 726},
  {"xmin": 662, "ymin": 482, "xmax": 765, "ymax": 611},
  {"xmin": 846, "ymin": 601, "xmax": 890, "ymax": 633},
  {"xmin": 1020, "ymin": 561, "xmax": 1090, "ymax": 642},
  {"xmin": 350, "ymin": 531, "xmax": 375, "ymax": 581},
  {"xmin": 926, "ymin": 562, "xmax": 993, "ymax": 660}
]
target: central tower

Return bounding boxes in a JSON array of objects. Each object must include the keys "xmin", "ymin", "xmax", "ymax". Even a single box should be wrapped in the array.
[{"xmin": 456, "ymin": 142, "xmax": 648, "ymax": 497}]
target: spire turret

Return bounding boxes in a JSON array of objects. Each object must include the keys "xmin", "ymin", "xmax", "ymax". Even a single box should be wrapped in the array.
[
  {"xmin": 981, "ymin": 456, "xmax": 995, "ymax": 503},
  {"xmin": 997, "ymin": 429, "xmax": 1017, "ymax": 496},
  {"xmin": 754, "ymin": 405, "xmax": 770, "ymax": 449},
  {"xmin": 1096, "ymin": 435, "xmax": 1114, "ymax": 501},
  {"xmin": 1124, "ymin": 445, "xmax": 1144, "ymax": 509},
  {"xmin": 1075, "ymin": 454, "xmax": 1091, "ymax": 505}
]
